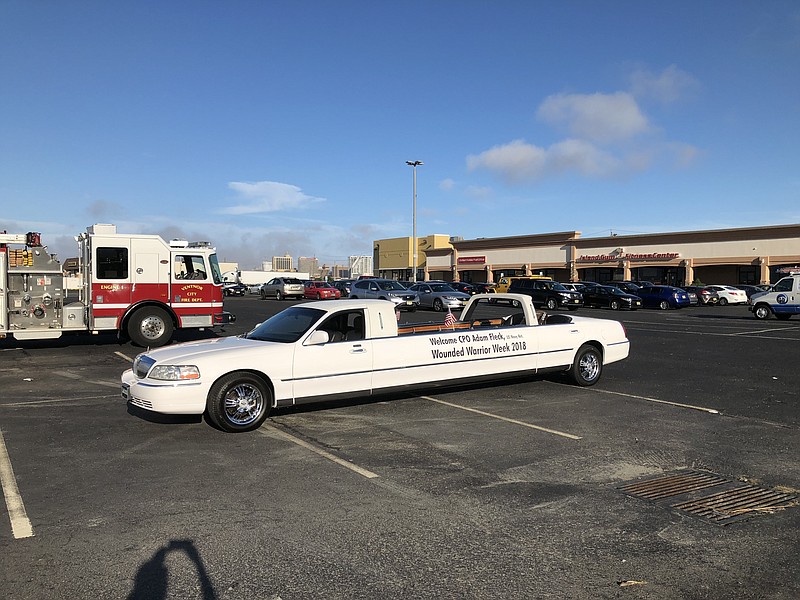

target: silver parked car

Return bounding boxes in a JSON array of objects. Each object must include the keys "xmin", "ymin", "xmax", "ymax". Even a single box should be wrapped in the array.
[
  {"xmin": 408, "ymin": 282, "xmax": 471, "ymax": 311},
  {"xmin": 349, "ymin": 279, "xmax": 419, "ymax": 311},
  {"xmin": 260, "ymin": 277, "xmax": 305, "ymax": 300}
]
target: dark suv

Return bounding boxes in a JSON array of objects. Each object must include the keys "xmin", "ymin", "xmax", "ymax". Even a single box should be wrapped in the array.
[{"xmin": 508, "ymin": 278, "xmax": 583, "ymax": 310}]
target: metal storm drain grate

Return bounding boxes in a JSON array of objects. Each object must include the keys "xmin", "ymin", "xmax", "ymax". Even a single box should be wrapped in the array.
[{"xmin": 617, "ymin": 470, "xmax": 798, "ymax": 525}]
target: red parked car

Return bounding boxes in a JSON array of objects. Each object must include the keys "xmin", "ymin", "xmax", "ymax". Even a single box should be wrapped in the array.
[{"xmin": 303, "ymin": 280, "xmax": 341, "ymax": 300}]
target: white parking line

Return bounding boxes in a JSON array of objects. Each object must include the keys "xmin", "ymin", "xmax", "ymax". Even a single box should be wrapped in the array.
[
  {"xmin": 0, "ymin": 429, "xmax": 34, "ymax": 539},
  {"xmin": 53, "ymin": 370, "xmax": 119, "ymax": 389},
  {"xmin": 115, "ymin": 351, "xmax": 134, "ymax": 363},
  {"xmin": 589, "ymin": 388, "xmax": 720, "ymax": 414},
  {"xmin": 420, "ymin": 396, "xmax": 582, "ymax": 440},
  {"xmin": 730, "ymin": 326, "xmax": 800, "ymax": 335},
  {"xmin": 258, "ymin": 423, "xmax": 379, "ymax": 479},
  {"xmin": 2, "ymin": 395, "xmax": 118, "ymax": 408},
  {"xmin": 624, "ymin": 325, "xmax": 800, "ymax": 341}
]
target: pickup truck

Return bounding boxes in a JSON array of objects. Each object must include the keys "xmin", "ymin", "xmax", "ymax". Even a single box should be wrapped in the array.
[
  {"xmin": 121, "ymin": 293, "xmax": 630, "ymax": 432},
  {"xmin": 749, "ymin": 274, "xmax": 800, "ymax": 320}
]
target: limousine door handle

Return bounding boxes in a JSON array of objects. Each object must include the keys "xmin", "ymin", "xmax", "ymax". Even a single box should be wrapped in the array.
[
  {"xmin": 350, "ymin": 345, "xmax": 366, "ymax": 353},
  {"xmin": 570, "ymin": 329, "xmax": 579, "ymax": 334}
]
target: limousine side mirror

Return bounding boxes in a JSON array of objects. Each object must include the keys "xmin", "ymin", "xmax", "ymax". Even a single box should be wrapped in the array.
[{"xmin": 305, "ymin": 330, "xmax": 330, "ymax": 345}]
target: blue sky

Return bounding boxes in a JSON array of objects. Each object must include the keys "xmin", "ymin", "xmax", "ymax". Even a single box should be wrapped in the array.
[{"xmin": 2, "ymin": 1, "xmax": 799, "ymax": 268}]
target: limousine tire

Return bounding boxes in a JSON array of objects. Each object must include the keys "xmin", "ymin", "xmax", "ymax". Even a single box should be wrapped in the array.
[
  {"xmin": 569, "ymin": 344, "xmax": 603, "ymax": 387},
  {"xmin": 206, "ymin": 372, "xmax": 272, "ymax": 433}
]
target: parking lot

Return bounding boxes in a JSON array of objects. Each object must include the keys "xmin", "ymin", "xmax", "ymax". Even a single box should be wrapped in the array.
[{"xmin": 1, "ymin": 296, "xmax": 799, "ymax": 599}]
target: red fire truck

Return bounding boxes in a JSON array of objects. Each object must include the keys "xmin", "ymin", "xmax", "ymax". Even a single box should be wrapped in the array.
[{"xmin": 0, "ymin": 224, "xmax": 234, "ymax": 347}]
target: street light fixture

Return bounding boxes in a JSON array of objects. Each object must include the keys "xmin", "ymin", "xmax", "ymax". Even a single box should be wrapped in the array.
[{"xmin": 405, "ymin": 160, "xmax": 423, "ymax": 282}]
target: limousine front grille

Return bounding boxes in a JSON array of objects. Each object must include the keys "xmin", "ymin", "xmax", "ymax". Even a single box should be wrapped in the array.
[{"xmin": 130, "ymin": 397, "xmax": 153, "ymax": 410}]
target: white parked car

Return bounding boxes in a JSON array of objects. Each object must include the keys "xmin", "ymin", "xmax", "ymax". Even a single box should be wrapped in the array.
[
  {"xmin": 705, "ymin": 285, "xmax": 748, "ymax": 306},
  {"xmin": 121, "ymin": 293, "xmax": 630, "ymax": 433}
]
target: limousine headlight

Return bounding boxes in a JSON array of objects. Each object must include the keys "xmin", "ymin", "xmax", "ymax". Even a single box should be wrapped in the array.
[{"xmin": 148, "ymin": 365, "xmax": 201, "ymax": 381}]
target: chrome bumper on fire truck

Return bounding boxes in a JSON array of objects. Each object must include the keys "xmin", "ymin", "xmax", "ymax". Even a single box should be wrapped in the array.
[{"xmin": 215, "ymin": 311, "xmax": 236, "ymax": 324}]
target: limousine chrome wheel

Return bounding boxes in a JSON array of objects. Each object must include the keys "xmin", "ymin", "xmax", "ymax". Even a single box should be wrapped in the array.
[
  {"xmin": 206, "ymin": 373, "xmax": 272, "ymax": 433},
  {"xmin": 570, "ymin": 344, "xmax": 602, "ymax": 387}
]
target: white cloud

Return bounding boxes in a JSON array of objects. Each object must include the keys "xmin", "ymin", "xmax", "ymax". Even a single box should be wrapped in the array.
[
  {"xmin": 467, "ymin": 139, "xmax": 547, "ymax": 182},
  {"xmin": 629, "ymin": 64, "xmax": 699, "ymax": 104},
  {"xmin": 222, "ymin": 181, "xmax": 324, "ymax": 215},
  {"xmin": 467, "ymin": 138, "xmax": 637, "ymax": 182},
  {"xmin": 536, "ymin": 92, "xmax": 650, "ymax": 143},
  {"xmin": 439, "ymin": 178, "xmax": 456, "ymax": 191},
  {"xmin": 464, "ymin": 185, "xmax": 493, "ymax": 199},
  {"xmin": 666, "ymin": 141, "xmax": 702, "ymax": 168},
  {"xmin": 546, "ymin": 139, "xmax": 623, "ymax": 176}
]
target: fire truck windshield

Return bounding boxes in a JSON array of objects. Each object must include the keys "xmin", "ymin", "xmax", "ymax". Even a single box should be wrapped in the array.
[{"xmin": 208, "ymin": 254, "xmax": 223, "ymax": 284}]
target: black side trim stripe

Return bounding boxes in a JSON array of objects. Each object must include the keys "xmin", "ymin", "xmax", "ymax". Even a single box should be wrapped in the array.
[{"xmin": 285, "ymin": 348, "xmax": 575, "ymax": 384}]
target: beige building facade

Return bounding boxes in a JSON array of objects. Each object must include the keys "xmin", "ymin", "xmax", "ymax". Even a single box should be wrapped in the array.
[
  {"xmin": 373, "ymin": 234, "xmax": 453, "ymax": 280},
  {"xmin": 413, "ymin": 224, "xmax": 800, "ymax": 286}
]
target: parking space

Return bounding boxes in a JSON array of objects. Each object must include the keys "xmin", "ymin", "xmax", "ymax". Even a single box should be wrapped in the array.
[{"xmin": 1, "ymin": 297, "xmax": 798, "ymax": 599}]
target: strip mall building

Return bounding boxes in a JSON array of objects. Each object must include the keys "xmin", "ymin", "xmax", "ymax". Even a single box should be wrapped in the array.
[{"xmin": 375, "ymin": 224, "xmax": 800, "ymax": 286}]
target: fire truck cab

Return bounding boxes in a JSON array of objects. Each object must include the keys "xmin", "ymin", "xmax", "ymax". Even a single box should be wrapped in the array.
[{"xmin": 0, "ymin": 224, "xmax": 234, "ymax": 347}]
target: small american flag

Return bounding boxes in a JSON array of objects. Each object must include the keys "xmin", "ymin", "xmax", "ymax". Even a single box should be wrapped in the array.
[{"xmin": 444, "ymin": 309, "xmax": 457, "ymax": 328}]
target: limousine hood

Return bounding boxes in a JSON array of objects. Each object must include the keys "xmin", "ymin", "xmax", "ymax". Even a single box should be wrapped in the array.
[{"xmin": 137, "ymin": 335, "xmax": 280, "ymax": 364}]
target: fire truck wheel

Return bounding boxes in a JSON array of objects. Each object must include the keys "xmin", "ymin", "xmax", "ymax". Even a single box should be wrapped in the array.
[
  {"xmin": 128, "ymin": 307, "xmax": 174, "ymax": 347},
  {"xmin": 206, "ymin": 373, "xmax": 272, "ymax": 433}
]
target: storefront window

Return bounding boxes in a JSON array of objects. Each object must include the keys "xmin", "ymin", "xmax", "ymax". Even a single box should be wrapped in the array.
[{"xmin": 738, "ymin": 266, "xmax": 757, "ymax": 285}]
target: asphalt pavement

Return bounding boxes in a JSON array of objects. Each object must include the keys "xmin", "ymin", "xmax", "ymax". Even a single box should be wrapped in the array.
[{"xmin": 1, "ymin": 296, "xmax": 798, "ymax": 599}]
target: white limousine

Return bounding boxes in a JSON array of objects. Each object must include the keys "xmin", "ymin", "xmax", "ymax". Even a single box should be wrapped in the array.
[{"xmin": 122, "ymin": 293, "xmax": 630, "ymax": 432}]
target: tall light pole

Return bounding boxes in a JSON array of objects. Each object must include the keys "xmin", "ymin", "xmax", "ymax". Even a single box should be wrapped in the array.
[{"xmin": 406, "ymin": 160, "xmax": 423, "ymax": 282}]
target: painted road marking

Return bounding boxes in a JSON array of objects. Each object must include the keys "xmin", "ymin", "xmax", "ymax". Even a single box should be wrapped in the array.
[
  {"xmin": 589, "ymin": 388, "xmax": 720, "ymax": 414},
  {"xmin": 115, "ymin": 352, "xmax": 134, "ymax": 362},
  {"xmin": 53, "ymin": 370, "xmax": 119, "ymax": 389},
  {"xmin": 623, "ymin": 325, "xmax": 800, "ymax": 341},
  {"xmin": 0, "ymin": 429, "xmax": 34, "ymax": 539},
  {"xmin": 420, "ymin": 395, "xmax": 582, "ymax": 440},
  {"xmin": 258, "ymin": 423, "xmax": 379, "ymax": 479},
  {"xmin": 2, "ymin": 395, "xmax": 118, "ymax": 408}
]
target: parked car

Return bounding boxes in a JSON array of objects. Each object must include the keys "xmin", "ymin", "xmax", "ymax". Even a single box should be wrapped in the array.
[
  {"xmin": 122, "ymin": 293, "xmax": 630, "ymax": 432},
  {"xmin": 350, "ymin": 278, "xmax": 419, "ymax": 310},
  {"xmin": 735, "ymin": 284, "xmax": 772, "ymax": 299},
  {"xmin": 449, "ymin": 281, "xmax": 478, "ymax": 295},
  {"xmin": 471, "ymin": 282, "xmax": 497, "ymax": 294},
  {"xmin": 332, "ymin": 279, "xmax": 355, "ymax": 296},
  {"xmin": 508, "ymin": 278, "xmax": 583, "ymax": 310},
  {"xmin": 260, "ymin": 277, "xmax": 305, "ymax": 300},
  {"xmin": 223, "ymin": 282, "xmax": 247, "ymax": 296},
  {"xmin": 247, "ymin": 283, "xmax": 264, "ymax": 295},
  {"xmin": 582, "ymin": 285, "xmax": 642, "ymax": 310},
  {"xmin": 494, "ymin": 275, "xmax": 552, "ymax": 294},
  {"xmin": 303, "ymin": 280, "xmax": 341, "ymax": 300},
  {"xmin": 408, "ymin": 282, "xmax": 471, "ymax": 311},
  {"xmin": 635, "ymin": 285, "xmax": 691, "ymax": 309},
  {"xmin": 560, "ymin": 282, "xmax": 587, "ymax": 293},
  {"xmin": 605, "ymin": 281, "xmax": 643, "ymax": 295},
  {"xmin": 705, "ymin": 285, "xmax": 748, "ymax": 306},
  {"xmin": 683, "ymin": 289, "xmax": 699, "ymax": 305},
  {"xmin": 682, "ymin": 286, "xmax": 719, "ymax": 305}
]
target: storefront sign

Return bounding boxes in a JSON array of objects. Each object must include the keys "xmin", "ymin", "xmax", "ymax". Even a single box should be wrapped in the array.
[
  {"xmin": 458, "ymin": 256, "xmax": 486, "ymax": 264},
  {"xmin": 577, "ymin": 252, "xmax": 680, "ymax": 262}
]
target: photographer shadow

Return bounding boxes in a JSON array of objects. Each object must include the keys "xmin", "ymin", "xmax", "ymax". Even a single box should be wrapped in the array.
[{"xmin": 127, "ymin": 539, "xmax": 217, "ymax": 600}]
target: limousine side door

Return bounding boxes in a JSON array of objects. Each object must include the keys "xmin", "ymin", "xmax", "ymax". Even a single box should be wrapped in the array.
[{"xmin": 291, "ymin": 309, "xmax": 373, "ymax": 403}]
